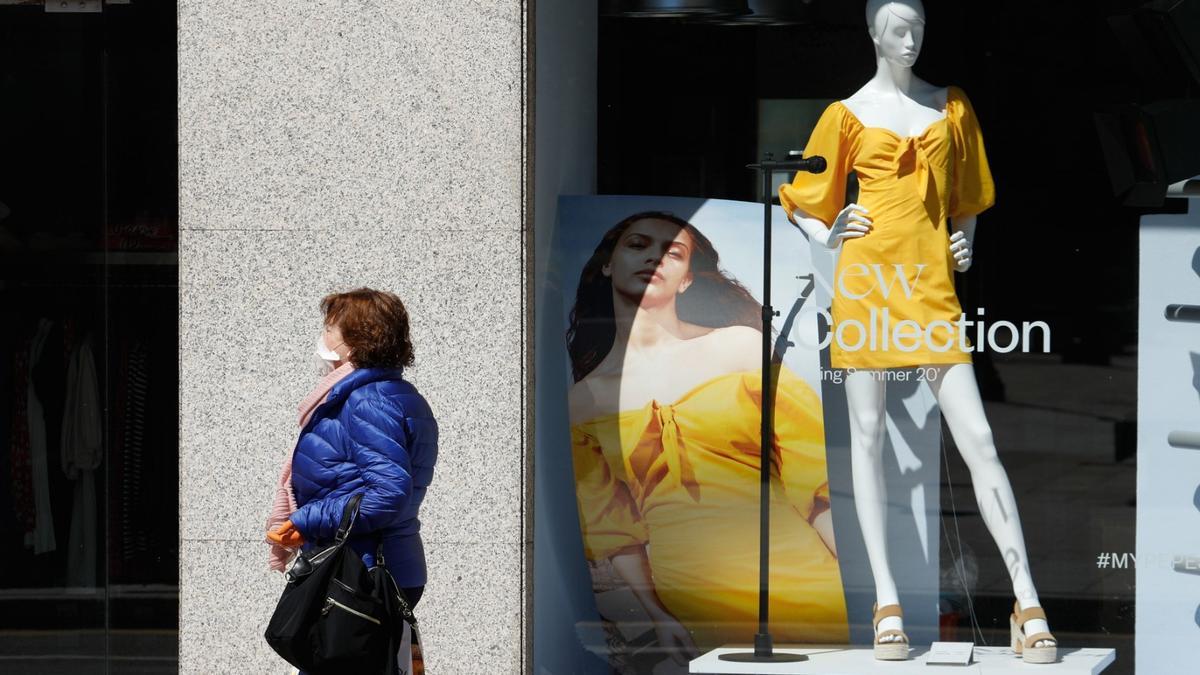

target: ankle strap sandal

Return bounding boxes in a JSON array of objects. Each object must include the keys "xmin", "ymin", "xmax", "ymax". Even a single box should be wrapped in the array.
[
  {"xmin": 1010, "ymin": 601, "xmax": 1058, "ymax": 664},
  {"xmin": 872, "ymin": 603, "xmax": 909, "ymax": 661}
]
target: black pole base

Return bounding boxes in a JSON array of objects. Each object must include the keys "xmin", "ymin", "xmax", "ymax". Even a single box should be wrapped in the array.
[
  {"xmin": 718, "ymin": 652, "xmax": 809, "ymax": 663},
  {"xmin": 717, "ymin": 633, "xmax": 808, "ymax": 663}
]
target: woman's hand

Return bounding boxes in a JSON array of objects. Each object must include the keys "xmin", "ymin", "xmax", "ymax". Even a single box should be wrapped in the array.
[
  {"xmin": 610, "ymin": 547, "xmax": 699, "ymax": 665},
  {"xmin": 267, "ymin": 519, "xmax": 305, "ymax": 548},
  {"xmin": 817, "ymin": 203, "xmax": 871, "ymax": 249},
  {"xmin": 648, "ymin": 608, "xmax": 701, "ymax": 665},
  {"xmin": 949, "ymin": 229, "xmax": 972, "ymax": 272}
]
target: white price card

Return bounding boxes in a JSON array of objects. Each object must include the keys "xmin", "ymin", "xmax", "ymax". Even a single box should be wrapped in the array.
[{"xmin": 926, "ymin": 641, "xmax": 974, "ymax": 665}]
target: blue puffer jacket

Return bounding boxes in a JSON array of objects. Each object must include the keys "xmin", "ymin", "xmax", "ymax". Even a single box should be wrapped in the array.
[{"xmin": 289, "ymin": 367, "xmax": 437, "ymax": 588}]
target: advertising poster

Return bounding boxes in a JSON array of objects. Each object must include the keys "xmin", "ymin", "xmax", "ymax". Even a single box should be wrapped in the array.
[
  {"xmin": 535, "ymin": 196, "xmax": 845, "ymax": 672},
  {"xmin": 534, "ymin": 195, "xmax": 946, "ymax": 673}
]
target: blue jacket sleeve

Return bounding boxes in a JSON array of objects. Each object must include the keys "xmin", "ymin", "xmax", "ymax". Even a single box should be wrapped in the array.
[
  {"xmin": 291, "ymin": 491, "xmax": 357, "ymax": 544},
  {"xmin": 291, "ymin": 395, "xmax": 414, "ymax": 541}
]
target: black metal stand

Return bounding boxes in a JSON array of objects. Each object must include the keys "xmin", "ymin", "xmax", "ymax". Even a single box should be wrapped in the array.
[{"xmin": 718, "ymin": 154, "xmax": 824, "ymax": 665}]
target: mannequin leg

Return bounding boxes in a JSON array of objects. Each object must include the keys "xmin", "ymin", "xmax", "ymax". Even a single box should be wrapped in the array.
[
  {"xmin": 928, "ymin": 363, "xmax": 1054, "ymax": 645},
  {"xmin": 844, "ymin": 370, "xmax": 904, "ymax": 641}
]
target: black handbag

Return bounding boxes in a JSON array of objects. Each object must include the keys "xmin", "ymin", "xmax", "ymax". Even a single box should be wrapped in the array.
[{"xmin": 265, "ymin": 493, "xmax": 407, "ymax": 674}]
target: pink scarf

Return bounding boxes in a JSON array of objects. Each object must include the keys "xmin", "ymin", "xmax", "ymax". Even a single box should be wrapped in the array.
[{"xmin": 265, "ymin": 362, "xmax": 356, "ymax": 571}]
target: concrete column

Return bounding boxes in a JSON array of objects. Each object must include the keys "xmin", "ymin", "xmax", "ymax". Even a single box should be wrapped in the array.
[{"xmin": 178, "ymin": 1, "xmax": 526, "ymax": 672}]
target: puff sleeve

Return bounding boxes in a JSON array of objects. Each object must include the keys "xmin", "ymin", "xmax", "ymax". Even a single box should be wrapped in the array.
[
  {"xmin": 948, "ymin": 88, "xmax": 996, "ymax": 218},
  {"xmin": 779, "ymin": 102, "xmax": 857, "ymax": 227},
  {"xmin": 572, "ymin": 426, "xmax": 648, "ymax": 560},
  {"xmin": 763, "ymin": 367, "xmax": 833, "ymax": 522}
]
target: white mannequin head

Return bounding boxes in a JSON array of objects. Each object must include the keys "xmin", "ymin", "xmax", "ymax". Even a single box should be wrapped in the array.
[{"xmin": 865, "ymin": 0, "xmax": 926, "ymax": 68}]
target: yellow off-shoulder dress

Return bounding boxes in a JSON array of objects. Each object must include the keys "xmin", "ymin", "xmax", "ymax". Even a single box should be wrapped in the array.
[
  {"xmin": 572, "ymin": 368, "xmax": 848, "ymax": 649},
  {"xmin": 779, "ymin": 86, "xmax": 996, "ymax": 369}
]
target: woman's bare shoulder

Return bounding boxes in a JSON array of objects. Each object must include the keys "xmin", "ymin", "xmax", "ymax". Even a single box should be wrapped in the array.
[
  {"xmin": 701, "ymin": 325, "xmax": 763, "ymax": 371},
  {"xmin": 675, "ymin": 320, "xmax": 717, "ymax": 340},
  {"xmin": 708, "ymin": 324, "xmax": 760, "ymax": 343}
]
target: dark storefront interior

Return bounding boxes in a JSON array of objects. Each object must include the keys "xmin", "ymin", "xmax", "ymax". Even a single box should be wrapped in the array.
[
  {"xmin": 0, "ymin": 2, "xmax": 178, "ymax": 672},
  {"xmin": 595, "ymin": 1, "xmax": 1198, "ymax": 672}
]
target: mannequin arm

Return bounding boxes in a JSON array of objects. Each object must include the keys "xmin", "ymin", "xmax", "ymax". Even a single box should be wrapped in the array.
[
  {"xmin": 950, "ymin": 213, "xmax": 977, "ymax": 244},
  {"xmin": 787, "ymin": 204, "xmax": 872, "ymax": 250},
  {"xmin": 787, "ymin": 208, "xmax": 835, "ymax": 247},
  {"xmin": 949, "ymin": 213, "xmax": 978, "ymax": 272}
]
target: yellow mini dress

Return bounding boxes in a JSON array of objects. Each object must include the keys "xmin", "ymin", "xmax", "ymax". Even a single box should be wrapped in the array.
[
  {"xmin": 780, "ymin": 86, "xmax": 995, "ymax": 369},
  {"xmin": 572, "ymin": 368, "xmax": 848, "ymax": 649}
]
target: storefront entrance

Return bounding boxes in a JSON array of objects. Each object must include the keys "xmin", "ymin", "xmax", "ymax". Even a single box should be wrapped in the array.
[{"xmin": 0, "ymin": 2, "xmax": 178, "ymax": 672}]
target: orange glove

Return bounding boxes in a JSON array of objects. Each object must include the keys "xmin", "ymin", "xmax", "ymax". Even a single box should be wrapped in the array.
[{"xmin": 267, "ymin": 519, "xmax": 305, "ymax": 548}]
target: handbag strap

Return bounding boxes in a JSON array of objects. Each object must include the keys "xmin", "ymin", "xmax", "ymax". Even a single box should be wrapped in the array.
[
  {"xmin": 373, "ymin": 541, "xmax": 418, "ymax": 625},
  {"xmin": 283, "ymin": 493, "xmax": 363, "ymax": 582},
  {"xmin": 334, "ymin": 493, "xmax": 363, "ymax": 545}
]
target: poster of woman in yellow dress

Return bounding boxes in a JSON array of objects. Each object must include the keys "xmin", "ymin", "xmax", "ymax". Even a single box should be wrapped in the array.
[{"xmin": 556, "ymin": 198, "xmax": 849, "ymax": 672}]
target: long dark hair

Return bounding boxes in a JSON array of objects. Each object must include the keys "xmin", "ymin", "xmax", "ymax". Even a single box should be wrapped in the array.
[{"xmin": 566, "ymin": 211, "xmax": 762, "ymax": 383}]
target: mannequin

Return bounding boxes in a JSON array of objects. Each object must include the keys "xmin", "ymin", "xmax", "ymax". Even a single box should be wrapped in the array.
[{"xmin": 781, "ymin": 0, "xmax": 1057, "ymax": 663}]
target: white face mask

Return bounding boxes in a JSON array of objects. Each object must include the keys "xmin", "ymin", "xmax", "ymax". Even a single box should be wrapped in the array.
[
  {"xmin": 315, "ymin": 334, "xmax": 342, "ymax": 361},
  {"xmin": 313, "ymin": 335, "xmax": 345, "ymax": 376},
  {"xmin": 312, "ymin": 352, "xmax": 335, "ymax": 377}
]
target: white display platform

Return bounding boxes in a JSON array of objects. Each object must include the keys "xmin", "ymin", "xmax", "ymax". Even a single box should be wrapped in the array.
[{"xmin": 690, "ymin": 645, "xmax": 1116, "ymax": 674}]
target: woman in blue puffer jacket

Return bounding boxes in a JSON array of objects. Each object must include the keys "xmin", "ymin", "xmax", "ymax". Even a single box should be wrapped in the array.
[{"xmin": 268, "ymin": 287, "xmax": 438, "ymax": 616}]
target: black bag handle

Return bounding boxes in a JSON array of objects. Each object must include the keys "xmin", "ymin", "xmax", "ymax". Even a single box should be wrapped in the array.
[
  {"xmin": 334, "ymin": 493, "xmax": 363, "ymax": 545},
  {"xmin": 284, "ymin": 493, "xmax": 365, "ymax": 583},
  {"xmin": 372, "ymin": 541, "xmax": 417, "ymax": 625}
]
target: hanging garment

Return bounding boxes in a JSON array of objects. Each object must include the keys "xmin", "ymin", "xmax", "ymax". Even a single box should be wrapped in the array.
[
  {"xmin": 779, "ymin": 86, "xmax": 996, "ymax": 369},
  {"xmin": 125, "ymin": 342, "xmax": 147, "ymax": 556},
  {"xmin": 26, "ymin": 318, "xmax": 56, "ymax": 554},
  {"xmin": 116, "ymin": 340, "xmax": 150, "ymax": 575},
  {"xmin": 65, "ymin": 474, "xmax": 96, "ymax": 584},
  {"xmin": 62, "ymin": 332, "xmax": 102, "ymax": 586},
  {"xmin": 61, "ymin": 332, "xmax": 102, "ymax": 476},
  {"xmin": 0, "ymin": 310, "xmax": 14, "ymax": 543},
  {"xmin": 10, "ymin": 334, "xmax": 34, "ymax": 536}
]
